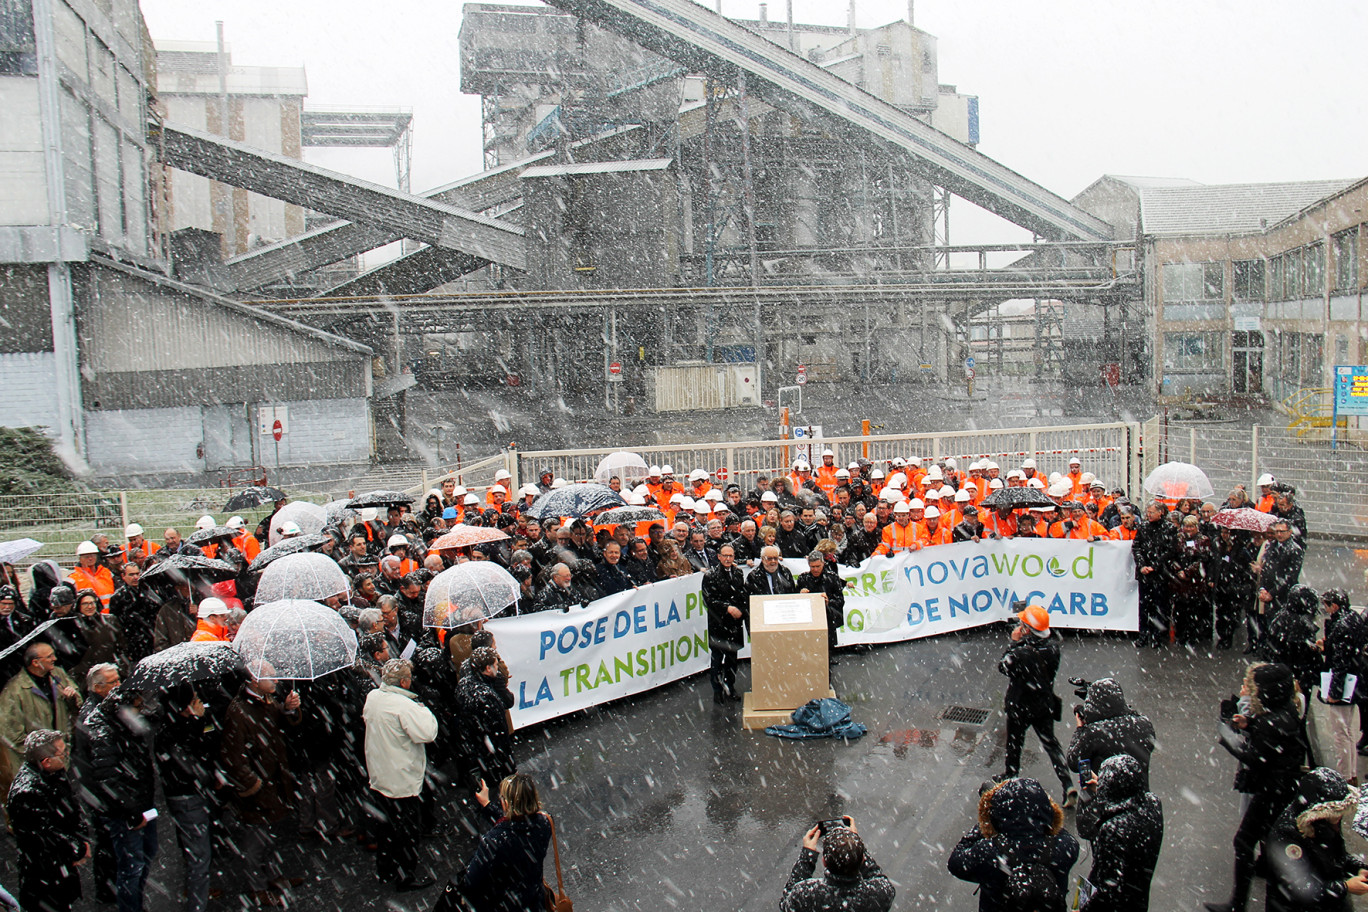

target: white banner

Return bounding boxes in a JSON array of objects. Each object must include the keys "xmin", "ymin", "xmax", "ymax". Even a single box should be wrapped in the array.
[{"xmin": 489, "ymin": 540, "xmax": 1137, "ymax": 727}]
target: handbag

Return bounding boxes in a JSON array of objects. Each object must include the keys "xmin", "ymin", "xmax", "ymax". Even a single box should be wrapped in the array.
[{"xmin": 543, "ymin": 813, "xmax": 573, "ymax": 912}]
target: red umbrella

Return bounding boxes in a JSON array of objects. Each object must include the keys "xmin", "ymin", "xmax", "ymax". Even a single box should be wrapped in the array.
[
  {"xmin": 1211, "ymin": 508, "xmax": 1277, "ymax": 533},
  {"xmin": 429, "ymin": 525, "xmax": 511, "ymax": 550}
]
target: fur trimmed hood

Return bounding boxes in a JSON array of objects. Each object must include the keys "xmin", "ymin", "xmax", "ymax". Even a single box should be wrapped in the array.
[{"xmin": 977, "ymin": 777, "xmax": 1063, "ymax": 838}]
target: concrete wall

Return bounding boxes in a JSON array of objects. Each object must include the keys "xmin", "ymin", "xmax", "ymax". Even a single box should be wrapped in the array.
[
  {"xmin": 0, "ymin": 352, "xmax": 59, "ymax": 430},
  {"xmin": 0, "ymin": 77, "xmax": 49, "ymax": 226}
]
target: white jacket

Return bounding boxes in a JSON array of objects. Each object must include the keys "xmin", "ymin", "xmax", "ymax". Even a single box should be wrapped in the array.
[{"xmin": 363, "ymin": 683, "xmax": 438, "ymax": 798}]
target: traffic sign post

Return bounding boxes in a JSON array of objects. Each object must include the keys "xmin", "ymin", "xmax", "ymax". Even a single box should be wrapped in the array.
[
  {"xmin": 608, "ymin": 361, "xmax": 623, "ymax": 382},
  {"xmin": 716, "ymin": 467, "xmax": 729, "ymax": 481},
  {"xmin": 796, "ymin": 363, "xmax": 807, "ymax": 386}
]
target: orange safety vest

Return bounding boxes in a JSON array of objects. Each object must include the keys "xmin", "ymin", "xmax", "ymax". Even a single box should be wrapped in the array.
[
  {"xmin": 68, "ymin": 566, "xmax": 115, "ymax": 609},
  {"xmin": 1109, "ymin": 525, "xmax": 1137, "ymax": 541},
  {"xmin": 691, "ymin": 482, "xmax": 713, "ymax": 500},
  {"xmin": 232, "ymin": 533, "xmax": 262, "ymax": 562},
  {"xmin": 654, "ymin": 486, "xmax": 677, "ymax": 515},
  {"xmin": 814, "ymin": 466, "xmax": 839, "ymax": 496},
  {"xmin": 1257, "ymin": 494, "xmax": 1275, "ymax": 513},
  {"xmin": 190, "ymin": 620, "xmax": 230, "ymax": 643},
  {"xmin": 120, "ymin": 540, "xmax": 160, "ymax": 563},
  {"xmin": 922, "ymin": 523, "xmax": 953, "ymax": 547},
  {"xmin": 983, "ymin": 512, "xmax": 1018, "ymax": 538},
  {"xmin": 877, "ymin": 520, "xmax": 922, "ymax": 555},
  {"xmin": 1067, "ymin": 471, "xmax": 1085, "ymax": 498}
]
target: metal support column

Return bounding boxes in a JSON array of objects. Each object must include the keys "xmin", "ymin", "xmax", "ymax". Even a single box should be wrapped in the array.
[{"xmin": 739, "ymin": 72, "xmax": 760, "ymax": 286}]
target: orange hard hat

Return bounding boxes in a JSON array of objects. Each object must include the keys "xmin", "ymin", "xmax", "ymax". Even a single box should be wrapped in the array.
[{"xmin": 1018, "ymin": 604, "xmax": 1050, "ymax": 634}]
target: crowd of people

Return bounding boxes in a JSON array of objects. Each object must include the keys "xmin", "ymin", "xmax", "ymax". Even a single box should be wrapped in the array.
[{"xmin": 0, "ymin": 447, "xmax": 1347, "ymax": 912}]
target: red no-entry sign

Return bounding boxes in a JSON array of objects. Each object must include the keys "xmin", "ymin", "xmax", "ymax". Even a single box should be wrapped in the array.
[
  {"xmin": 272, "ymin": 420, "xmax": 283, "ymax": 442},
  {"xmin": 609, "ymin": 361, "xmax": 622, "ymax": 375},
  {"xmin": 717, "ymin": 467, "xmax": 729, "ymax": 481}
]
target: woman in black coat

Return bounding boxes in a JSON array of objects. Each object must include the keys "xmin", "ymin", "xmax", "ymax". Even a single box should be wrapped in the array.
[
  {"xmin": 458, "ymin": 773, "xmax": 553, "ymax": 912},
  {"xmin": 1264, "ymin": 767, "xmax": 1367, "ymax": 912},
  {"xmin": 1077, "ymin": 754, "xmax": 1163, "ymax": 912}
]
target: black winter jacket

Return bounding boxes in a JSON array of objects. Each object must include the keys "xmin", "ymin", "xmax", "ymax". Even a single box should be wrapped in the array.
[
  {"xmin": 1260, "ymin": 539, "xmax": 1305, "ymax": 607},
  {"xmin": 1220, "ymin": 668, "xmax": 1307, "ymax": 795},
  {"xmin": 780, "ymin": 845, "xmax": 895, "ymax": 912},
  {"xmin": 701, "ymin": 563, "xmax": 748, "ymax": 651},
  {"xmin": 7, "ymin": 760, "xmax": 87, "ymax": 905},
  {"xmin": 1076, "ymin": 755, "xmax": 1163, "ymax": 912},
  {"xmin": 107, "ymin": 582, "xmax": 161, "ymax": 664},
  {"xmin": 462, "ymin": 798, "xmax": 551, "ymax": 912},
  {"xmin": 1262, "ymin": 586, "xmax": 1322, "ymax": 698},
  {"xmin": 1320, "ymin": 607, "xmax": 1366, "ymax": 705},
  {"xmin": 746, "ymin": 564, "xmax": 797, "ymax": 598},
  {"xmin": 999, "ymin": 633, "xmax": 1062, "ymax": 722},
  {"xmin": 1066, "ymin": 678, "xmax": 1155, "ymax": 787},
  {"xmin": 458, "ymin": 668, "xmax": 516, "ymax": 784},
  {"xmin": 1265, "ymin": 767, "xmax": 1362, "ymax": 912},
  {"xmin": 796, "ymin": 566, "xmax": 847, "ymax": 632},
  {"xmin": 71, "ymin": 692, "xmax": 156, "ymax": 821}
]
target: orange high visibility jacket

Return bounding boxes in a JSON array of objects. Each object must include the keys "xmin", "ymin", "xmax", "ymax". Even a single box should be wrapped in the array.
[
  {"xmin": 1109, "ymin": 525, "xmax": 1137, "ymax": 541},
  {"xmin": 120, "ymin": 540, "xmax": 160, "ymax": 564},
  {"xmin": 189, "ymin": 620, "xmax": 230, "ymax": 643},
  {"xmin": 200, "ymin": 543, "xmax": 218, "ymax": 559},
  {"xmin": 877, "ymin": 520, "xmax": 923, "ymax": 555},
  {"xmin": 983, "ymin": 512, "xmax": 1018, "ymax": 538},
  {"xmin": 814, "ymin": 466, "xmax": 839, "ymax": 496},
  {"xmin": 691, "ymin": 481, "xmax": 713, "ymax": 500},
  {"xmin": 1050, "ymin": 518, "xmax": 1106, "ymax": 540},
  {"xmin": 922, "ymin": 523, "xmax": 953, "ymax": 547},
  {"xmin": 232, "ymin": 533, "xmax": 262, "ymax": 562},
  {"xmin": 1067, "ymin": 471, "xmax": 1085, "ymax": 498},
  {"xmin": 1257, "ymin": 494, "xmax": 1275, "ymax": 513},
  {"xmin": 68, "ymin": 566, "xmax": 115, "ymax": 609}
]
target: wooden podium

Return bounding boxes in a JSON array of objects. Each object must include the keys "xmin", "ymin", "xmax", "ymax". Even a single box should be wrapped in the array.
[{"xmin": 742, "ymin": 592, "xmax": 833, "ymax": 730}]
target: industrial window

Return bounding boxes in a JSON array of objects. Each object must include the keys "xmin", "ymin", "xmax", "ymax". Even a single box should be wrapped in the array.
[
  {"xmin": 1163, "ymin": 262, "xmax": 1223, "ymax": 302},
  {"xmin": 1303, "ymin": 242, "xmax": 1324, "ymax": 298},
  {"xmin": 1163, "ymin": 331, "xmax": 1223, "ymax": 372},
  {"xmin": 0, "ymin": 0, "xmax": 37, "ymax": 74},
  {"xmin": 1232, "ymin": 260, "xmax": 1265, "ymax": 302},
  {"xmin": 1334, "ymin": 228, "xmax": 1359, "ymax": 293},
  {"xmin": 1270, "ymin": 254, "xmax": 1286, "ymax": 301}
]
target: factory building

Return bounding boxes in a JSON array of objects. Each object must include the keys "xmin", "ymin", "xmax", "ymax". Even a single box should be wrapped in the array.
[{"xmin": 0, "ymin": 0, "xmax": 374, "ymax": 482}]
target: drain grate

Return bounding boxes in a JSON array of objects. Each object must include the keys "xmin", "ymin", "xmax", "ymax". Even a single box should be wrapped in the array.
[{"xmin": 938, "ymin": 705, "xmax": 991, "ymax": 726}]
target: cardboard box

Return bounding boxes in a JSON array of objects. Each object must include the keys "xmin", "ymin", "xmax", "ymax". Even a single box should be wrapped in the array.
[{"xmin": 747, "ymin": 592, "xmax": 829, "ymax": 711}]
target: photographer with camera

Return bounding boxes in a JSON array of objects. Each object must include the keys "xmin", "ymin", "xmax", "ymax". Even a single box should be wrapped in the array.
[
  {"xmin": 780, "ymin": 815, "xmax": 894, "ymax": 912},
  {"xmin": 1065, "ymin": 677, "xmax": 1156, "ymax": 803}
]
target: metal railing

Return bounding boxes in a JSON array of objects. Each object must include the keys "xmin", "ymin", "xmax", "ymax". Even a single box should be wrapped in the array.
[
  {"xmin": 399, "ymin": 453, "xmax": 514, "ymax": 499},
  {"xmin": 515, "ymin": 421, "xmax": 1143, "ymax": 501}
]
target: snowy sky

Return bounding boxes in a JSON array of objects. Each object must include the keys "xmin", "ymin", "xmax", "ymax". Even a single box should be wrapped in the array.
[{"xmin": 138, "ymin": 0, "xmax": 1368, "ymax": 246}]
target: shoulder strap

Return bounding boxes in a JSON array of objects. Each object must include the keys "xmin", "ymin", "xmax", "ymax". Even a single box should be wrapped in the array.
[{"xmin": 545, "ymin": 812, "xmax": 566, "ymax": 894}]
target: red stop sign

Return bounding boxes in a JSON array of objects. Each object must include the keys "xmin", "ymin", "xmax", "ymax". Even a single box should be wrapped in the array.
[
  {"xmin": 609, "ymin": 361, "xmax": 622, "ymax": 375},
  {"xmin": 716, "ymin": 467, "xmax": 729, "ymax": 481},
  {"xmin": 272, "ymin": 419, "xmax": 283, "ymax": 442}
]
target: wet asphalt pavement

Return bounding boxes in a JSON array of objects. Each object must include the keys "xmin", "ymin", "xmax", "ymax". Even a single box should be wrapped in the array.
[{"xmin": 8, "ymin": 543, "xmax": 1367, "ymax": 911}]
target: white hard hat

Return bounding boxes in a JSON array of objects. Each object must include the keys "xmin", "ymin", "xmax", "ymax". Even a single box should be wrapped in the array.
[
  {"xmin": 1048, "ymin": 472, "xmax": 1064, "ymax": 485},
  {"xmin": 551, "ymin": 478, "xmax": 568, "ymax": 489},
  {"xmin": 387, "ymin": 534, "xmax": 409, "ymax": 549},
  {"xmin": 647, "ymin": 465, "xmax": 662, "ymax": 477},
  {"xmin": 670, "ymin": 492, "xmax": 686, "ymax": 504},
  {"xmin": 909, "ymin": 498, "xmax": 925, "ymax": 510},
  {"xmin": 1006, "ymin": 469, "xmax": 1025, "ymax": 480},
  {"xmin": 1080, "ymin": 472, "xmax": 1097, "ymax": 485},
  {"xmin": 835, "ymin": 468, "xmax": 850, "ymax": 479},
  {"xmin": 693, "ymin": 502, "xmax": 710, "ymax": 515},
  {"xmin": 680, "ymin": 497, "xmax": 696, "ymax": 511},
  {"xmin": 660, "ymin": 465, "xmax": 674, "ymax": 475},
  {"xmin": 871, "ymin": 468, "xmax": 887, "ymax": 480},
  {"xmin": 893, "ymin": 501, "xmax": 911, "ymax": 514},
  {"xmin": 821, "ymin": 447, "xmax": 834, "ymax": 457},
  {"xmin": 761, "ymin": 491, "xmax": 779, "ymax": 503},
  {"xmin": 227, "ymin": 516, "xmax": 245, "ymax": 529},
  {"xmin": 880, "ymin": 488, "xmax": 903, "ymax": 503},
  {"xmin": 519, "ymin": 484, "xmax": 539, "ymax": 498},
  {"xmin": 124, "ymin": 523, "xmax": 144, "ymax": 538},
  {"xmin": 924, "ymin": 505, "xmax": 941, "ymax": 519},
  {"xmin": 1048, "ymin": 482, "xmax": 1072, "ymax": 498},
  {"xmin": 793, "ymin": 460, "xmax": 810, "ymax": 471},
  {"xmin": 1257, "ymin": 473, "xmax": 1276, "ymax": 487},
  {"xmin": 1091, "ymin": 480, "xmax": 1107, "ymax": 490},
  {"xmin": 494, "ymin": 469, "xmax": 511, "ymax": 482},
  {"xmin": 1021, "ymin": 458, "xmax": 1037, "ymax": 469},
  {"xmin": 848, "ymin": 462, "xmax": 861, "ymax": 471},
  {"xmin": 454, "ymin": 486, "xmax": 468, "ymax": 497},
  {"xmin": 490, "ymin": 484, "xmax": 507, "ymax": 495},
  {"xmin": 969, "ymin": 460, "xmax": 983, "ymax": 471},
  {"xmin": 279, "ymin": 521, "xmax": 302, "ymax": 536},
  {"xmin": 926, "ymin": 466, "xmax": 943, "ymax": 481},
  {"xmin": 890, "ymin": 457, "xmax": 906, "ymax": 468},
  {"xmin": 360, "ymin": 507, "xmax": 378, "ymax": 522},
  {"xmin": 955, "ymin": 488, "xmax": 971, "ymax": 502},
  {"xmin": 196, "ymin": 515, "xmax": 216, "ymax": 531},
  {"xmin": 705, "ymin": 489, "xmax": 723, "ymax": 502},
  {"xmin": 944, "ymin": 457, "xmax": 958, "ymax": 469},
  {"xmin": 1027, "ymin": 477, "xmax": 1046, "ymax": 490},
  {"xmin": 463, "ymin": 494, "xmax": 480, "ymax": 505},
  {"xmin": 989, "ymin": 478, "xmax": 1005, "ymax": 490},
  {"xmin": 1068, "ymin": 456, "xmax": 1082, "ymax": 465},
  {"xmin": 986, "ymin": 461, "xmax": 999, "ymax": 471},
  {"xmin": 689, "ymin": 469, "xmax": 709, "ymax": 482},
  {"xmin": 907, "ymin": 456, "xmax": 921, "ymax": 467},
  {"xmin": 76, "ymin": 540, "xmax": 99, "ymax": 556},
  {"xmin": 884, "ymin": 472, "xmax": 905, "ymax": 488},
  {"xmin": 197, "ymin": 597, "xmax": 229, "ymax": 618},
  {"xmin": 627, "ymin": 491, "xmax": 647, "ymax": 506},
  {"xmin": 924, "ymin": 488, "xmax": 942, "ymax": 500}
]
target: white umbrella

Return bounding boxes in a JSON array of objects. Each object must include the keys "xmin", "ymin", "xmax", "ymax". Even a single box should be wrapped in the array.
[
  {"xmin": 0, "ymin": 538, "xmax": 43, "ymax": 564},
  {"xmin": 1142, "ymin": 461, "xmax": 1215, "ymax": 502},
  {"xmin": 267, "ymin": 501, "xmax": 327, "ymax": 546},
  {"xmin": 253, "ymin": 552, "xmax": 350, "ymax": 604},
  {"xmin": 232, "ymin": 599, "xmax": 357, "ymax": 680},
  {"xmin": 423, "ymin": 562, "xmax": 521, "ymax": 628},
  {"xmin": 593, "ymin": 451, "xmax": 650, "ymax": 485}
]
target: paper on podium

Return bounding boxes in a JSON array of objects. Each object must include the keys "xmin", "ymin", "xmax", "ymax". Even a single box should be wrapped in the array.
[
  {"xmin": 1320, "ymin": 671, "xmax": 1358, "ymax": 702},
  {"xmin": 763, "ymin": 598, "xmax": 813, "ymax": 626}
]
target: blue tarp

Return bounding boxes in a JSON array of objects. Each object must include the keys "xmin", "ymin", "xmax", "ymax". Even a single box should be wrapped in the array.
[{"xmin": 765, "ymin": 697, "xmax": 867, "ymax": 740}]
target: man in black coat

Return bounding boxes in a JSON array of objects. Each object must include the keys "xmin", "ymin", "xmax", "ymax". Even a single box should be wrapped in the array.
[
  {"xmin": 683, "ymin": 529, "xmax": 719, "ymax": 573},
  {"xmin": 1260, "ymin": 584, "xmax": 1321, "ymax": 701},
  {"xmin": 1066, "ymin": 678, "xmax": 1156, "ymax": 796},
  {"xmin": 998, "ymin": 605, "xmax": 1075, "ymax": 805},
  {"xmin": 781, "ymin": 815, "xmax": 894, "ymax": 912},
  {"xmin": 1257, "ymin": 521, "xmax": 1304, "ymax": 618},
  {"xmin": 457, "ymin": 647, "xmax": 516, "ymax": 786},
  {"xmin": 153, "ymin": 684, "xmax": 221, "ymax": 912},
  {"xmin": 1316, "ymin": 587, "xmax": 1365, "ymax": 781},
  {"xmin": 71, "ymin": 686, "xmax": 158, "ymax": 912},
  {"xmin": 531, "ymin": 563, "xmax": 580, "ymax": 613},
  {"xmin": 1077, "ymin": 754, "xmax": 1163, "ymax": 912},
  {"xmin": 796, "ymin": 552, "xmax": 847, "ymax": 659},
  {"xmin": 701, "ymin": 544, "xmax": 748, "ymax": 704},
  {"xmin": 1132, "ymin": 502, "xmax": 1177, "ymax": 647},
  {"xmin": 747, "ymin": 546, "xmax": 797, "ymax": 598},
  {"xmin": 7, "ymin": 729, "xmax": 89, "ymax": 912},
  {"xmin": 1206, "ymin": 662, "xmax": 1308, "ymax": 912},
  {"xmin": 105, "ymin": 563, "xmax": 159, "ymax": 666}
]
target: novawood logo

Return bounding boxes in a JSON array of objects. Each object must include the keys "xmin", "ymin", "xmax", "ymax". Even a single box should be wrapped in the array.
[{"xmin": 901, "ymin": 549, "xmax": 1095, "ymax": 587}]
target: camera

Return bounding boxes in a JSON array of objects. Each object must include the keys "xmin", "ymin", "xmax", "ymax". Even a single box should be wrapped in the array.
[
  {"xmin": 1068, "ymin": 676, "xmax": 1092, "ymax": 700},
  {"xmin": 817, "ymin": 816, "xmax": 851, "ymax": 836}
]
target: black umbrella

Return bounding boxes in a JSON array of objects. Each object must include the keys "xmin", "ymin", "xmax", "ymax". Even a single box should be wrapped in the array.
[
  {"xmin": 247, "ymin": 533, "xmax": 331, "ymax": 572},
  {"xmin": 979, "ymin": 487, "xmax": 1057, "ymax": 509},
  {"xmin": 141, "ymin": 553, "xmax": 238, "ymax": 582},
  {"xmin": 595, "ymin": 505, "xmax": 668, "ymax": 525},
  {"xmin": 346, "ymin": 490, "xmax": 415, "ymax": 509},
  {"xmin": 124, "ymin": 641, "xmax": 246, "ymax": 691},
  {"xmin": 525, "ymin": 483, "xmax": 627, "ymax": 520},
  {"xmin": 187, "ymin": 525, "xmax": 238, "ymax": 546},
  {"xmin": 223, "ymin": 486, "xmax": 287, "ymax": 511}
]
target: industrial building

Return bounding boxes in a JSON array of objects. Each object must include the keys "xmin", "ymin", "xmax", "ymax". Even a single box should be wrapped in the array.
[{"xmin": 0, "ymin": 0, "xmax": 374, "ymax": 482}]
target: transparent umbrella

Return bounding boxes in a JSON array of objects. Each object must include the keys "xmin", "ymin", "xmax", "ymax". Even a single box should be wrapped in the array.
[
  {"xmin": 0, "ymin": 538, "xmax": 43, "ymax": 564},
  {"xmin": 429, "ymin": 526, "xmax": 511, "ymax": 550},
  {"xmin": 423, "ymin": 562, "xmax": 521, "ymax": 629},
  {"xmin": 248, "ymin": 533, "xmax": 331, "ymax": 572},
  {"xmin": 1142, "ymin": 461, "xmax": 1215, "ymax": 502},
  {"xmin": 267, "ymin": 501, "xmax": 328, "ymax": 546},
  {"xmin": 254, "ymin": 552, "xmax": 350, "ymax": 604},
  {"xmin": 593, "ymin": 451, "xmax": 650, "ymax": 485},
  {"xmin": 231, "ymin": 599, "xmax": 358, "ymax": 680},
  {"xmin": 324, "ymin": 499, "xmax": 358, "ymax": 528}
]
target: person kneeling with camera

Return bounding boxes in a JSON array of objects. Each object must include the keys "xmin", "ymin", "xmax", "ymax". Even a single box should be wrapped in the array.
[{"xmin": 780, "ymin": 815, "xmax": 895, "ymax": 912}]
